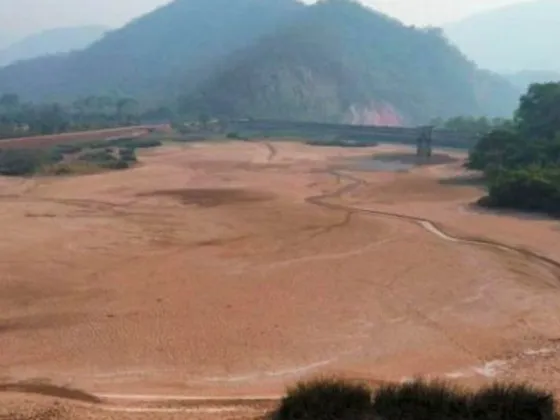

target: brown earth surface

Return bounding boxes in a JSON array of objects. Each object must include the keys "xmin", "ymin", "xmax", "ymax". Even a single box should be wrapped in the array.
[{"xmin": 1, "ymin": 140, "xmax": 560, "ymax": 419}]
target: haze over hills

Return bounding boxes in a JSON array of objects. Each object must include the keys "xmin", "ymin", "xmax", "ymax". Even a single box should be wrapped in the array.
[
  {"xmin": 0, "ymin": 0, "xmax": 520, "ymax": 124},
  {"xmin": 0, "ymin": 0, "xmax": 302, "ymax": 103},
  {"xmin": 0, "ymin": 26, "xmax": 108, "ymax": 68},
  {"xmin": 182, "ymin": 0, "xmax": 518, "ymax": 124},
  {"xmin": 444, "ymin": 0, "xmax": 560, "ymax": 74},
  {"xmin": 503, "ymin": 70, "xmax": 560, "ymax": 91}
]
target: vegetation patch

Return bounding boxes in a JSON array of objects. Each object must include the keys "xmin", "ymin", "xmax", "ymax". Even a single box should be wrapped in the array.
[
  {"xmin": 468, "ymin": 82, "xmax": 560, "ymax": 216},
  {"xmin": 0, "ymin": 148, "xmax": 61, "ymax": 176},
  {"xmin": 0, "ymin": 135, "xmax": 158, "ymax": 177},
  {"xmin": 226, "ymin": 132, "xmax": 247, "ymax": 140},
  {"xmin": 306, "ymin": 138, "xmax": 377, "ymax": 148},
  {"xmin": 272, "ymin": 379, "xmax": 556, "ymax": 420},
  {"xmin": 274, "ymin": 378, "xmax": 372, "ymax": 420}
]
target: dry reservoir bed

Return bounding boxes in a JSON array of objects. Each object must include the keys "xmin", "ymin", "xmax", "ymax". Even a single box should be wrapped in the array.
[{"xmin": 1, "ymin": 141, "xmax": 560, "ymax": 417}]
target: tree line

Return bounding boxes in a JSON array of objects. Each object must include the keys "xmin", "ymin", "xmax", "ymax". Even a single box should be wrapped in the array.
[
  {"xmin": 431, "ymin": 116, "xmax": 512, "ymax": 136},
  {"xmin": 0, "ymin": 93, "xmax": 173, "ymax": 139},
  {"xmin": 468, "ymin": 82, "xmax": 560, "ymax": 216}
]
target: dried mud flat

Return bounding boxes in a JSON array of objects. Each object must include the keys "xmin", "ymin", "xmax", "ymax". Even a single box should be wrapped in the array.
[{"xmin": 1, "ymin": 141, "xmax": 560, "ymax": 419}]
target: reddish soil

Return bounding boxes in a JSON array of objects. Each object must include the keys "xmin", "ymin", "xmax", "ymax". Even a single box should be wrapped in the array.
[
  {"xmin": 1, "ymin": 141, "xmax": 560, "ymax": 419},
  {"xmin": 0, "ymin": 125, "xmax": 169, "ymax": 149}
]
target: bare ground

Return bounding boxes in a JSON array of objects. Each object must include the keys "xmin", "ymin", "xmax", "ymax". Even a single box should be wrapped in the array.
[{"xmin": 1, "ymin": 141, "xmax": 560, "ymax": 419}]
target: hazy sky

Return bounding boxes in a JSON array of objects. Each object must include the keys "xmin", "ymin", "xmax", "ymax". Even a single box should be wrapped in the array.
[{"xmin": 0, "ymin": 0, "xmax": 530, "ymax": 47}]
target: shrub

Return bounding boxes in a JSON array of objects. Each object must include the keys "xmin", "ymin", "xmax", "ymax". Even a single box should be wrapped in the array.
[
  {"xmin": 108, "ymin": 137, "xmax": 162, "ymax": 149},
  {"xmin": 483, "ymin": 167, "xmax": 560, "ymax": 215},
  {"xmin": 118, "ymin": 147, "xmax": 137, "ymax": 162},
  {"xmin": 226, "ymin": 132, "xmax": 249, "ymax": 140},
  {"xmin": 272, "ymin": 379, "xmax": 556, "ymax": 420},
  {"xmin": 78, "ymin": 149, "xmax": 116, "ymax": 164},
  {"xmin": 82, "ymin": 140, "xmax": 109, "ymax": 149},
  {"xmin": 169, "ymin": 135, "xmax": 206, "ymax": 143},
  {"xmin": 52, "ymin": 143, "xmax": 84, "ymax": 155},
  {"xmin": 372, "ymin": 380, "xmax": 470, "ymax": 420},
  {"xmin": 470, "ymin": 383, "xmax": 555, "ymax": 420},
  {"xmin": 274, "ymin": 378, "xmax": 372, "ymax": 420},
  {"xmin": 101, "ymin": 159, "xmax": 130, "ymax": 170},
  {"xmin": 50, "ymin": 165, "xmax": 73, "ymax": 175},
  {"xmin": 0, "ymin": 149, "xmax": 47, "ymax": 176}
]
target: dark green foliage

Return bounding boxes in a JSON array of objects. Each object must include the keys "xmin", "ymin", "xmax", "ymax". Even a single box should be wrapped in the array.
[
  {"xmin": 469, "ymin": 82, "xmax": 560, "ymax": 216},
  {"xmin": 471, "ymin": 383, "xmax": 555, "ymax": 420},
  {"xmin": 516, "ymin": 82, "xmax": 560, "ymax": 140},
  {"xmin": 225, "ymin": 132, "xmax": 250, "ymax": 141},
  {"xmin": 107, "ymin": 138, "xmax": 162, "ymax": 149},
  {"xmin": 467, "ymin": 129, "xmax": 523, "ymax": 171},
  {"xmin": 0, "ymin": 94, "xmax": 171, "ymax": 140},
  {"xmin": 483, "ymin": 167, "xmax": 560, "ymax": 215},
  {"xmin": 432, "ymin": 116, "xmax": 512, "ymax": 137},
  {"xmin": 53, "ymin": 143, "xmax": 85, "ymax": 155},
  {"xmin": 272, "ymin": 379, "xmax": 556, "ymax": 420},
  {"xmin": 101, "ymin": 159, "xmax": 130, "ymax": 170},
  {"xmin": 78, "ymin": 149, "xmax": 131, "ymax": 170},
  {"xmin": 372, "ymin": 381, "xmax": 469, "ymax": 420},
  {"xmin": 81, "ymin": 140, "xmax": 110, "ymax": 150},
  {"xmin": 0, "ymin": 135, "xmax": 150, "ymax": 177},
  {"xmin": 0, "ymin": 149, "xmax": 46, "ymax": 175},
  {"xmin": 275, "ymin": 378, "xmax": 372, "ymax": 420},
  {"xmin": 78, "ymin": 149, "xmax": 116, "ymax": 164},
  {"xmin": 118, "ymin": 147, "xmax": 137, "ymax": 162},
  {"xmin": 0, "ymin": 146, "xmax": 67, "ymax": 176},
  {"xmin": 306, "ymin": 138, "xmax": 376, "ymax": 147}
]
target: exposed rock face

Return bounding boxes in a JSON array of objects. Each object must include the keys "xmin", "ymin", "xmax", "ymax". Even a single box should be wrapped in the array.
[{"xmin": 346, "ymin": 102, "xmax": 403, "ymax": 126}]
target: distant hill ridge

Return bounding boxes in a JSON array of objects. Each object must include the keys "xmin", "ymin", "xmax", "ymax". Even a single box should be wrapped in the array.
[
  {"xmin": 181, "ymin": 0, "xmax": 518, "ymax": 124},
  {"xmin": 0, "ymin": 26, "xmax": 108, "ymax": 68},
  {"xmin": 0, "ymin": 0, "xmax": 519, "ymax": 124},
  {"xmin": 444, "ymin": 0, "xmax": 560, "ymax": 73}
]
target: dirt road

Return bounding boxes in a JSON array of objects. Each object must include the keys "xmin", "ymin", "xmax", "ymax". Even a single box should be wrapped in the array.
[{"xmin": 1, "ymin": 141, "xmax": 560, "ymax": 418}]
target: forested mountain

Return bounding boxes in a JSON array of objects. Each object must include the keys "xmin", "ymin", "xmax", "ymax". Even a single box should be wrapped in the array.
[
  {"xmin": 0, "ymin": 0, "xmax": 519, "ymax": 124},
  {"xmin": 0, "ymin": 0, "xmax": 302, "ymax": 103},
  {"xmin": 444, "ymin": 0, "xmax": 560, "ymax": 73},
  {"xmin": 181, "ymin": 0, "xmax": 518, "ymax": 125},
  {"xmin": 0, "ymin": 26, "xmax": 108, "ymax": 68}
]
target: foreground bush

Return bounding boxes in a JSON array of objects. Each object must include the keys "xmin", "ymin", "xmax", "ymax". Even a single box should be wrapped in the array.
[
  {"xmin": 275, "ymin": 378, "xmax": 372, "ymax": 420},
  {"xmin": 373, "ymin": 381, "xmax": 469, "ymax": 420},
  {"xmin": 272, "ymin": 379, "xmax": 556, "ymax": 420},
  {"xmin": 471, "ymin": 383, "xmax": 555, "ymax": 420}
]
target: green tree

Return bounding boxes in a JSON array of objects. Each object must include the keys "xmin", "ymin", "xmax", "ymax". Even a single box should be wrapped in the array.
[
  {"xmin": 515, "ymin": 82, "xmax": 560, "ymax": 140},
  {"xmin": 484, "ymin": 167, "xmax": 560, "ymax": 215},
  {"xmin": 467, "ymin": 128, "xmax": 521, "ymax": 171}
]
